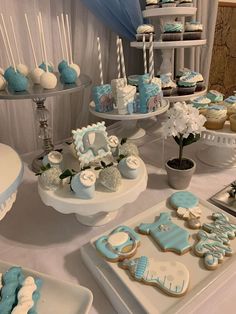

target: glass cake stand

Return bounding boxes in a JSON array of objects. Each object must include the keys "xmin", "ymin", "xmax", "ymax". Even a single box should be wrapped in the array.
[{"xmin": 0, "ymin": 73, "xmax": 91, "ymax": 173}]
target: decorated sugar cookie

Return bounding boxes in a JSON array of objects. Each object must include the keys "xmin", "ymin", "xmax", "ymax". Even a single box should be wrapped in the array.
[
  {"xmin": 203, "ymin": 212, "xmax": 236, "ymax": 244},
  {"xmin": 170, "ymin": 191, "xmax": 201, "ymax": 229},
  {"xmin": 95, "ymin": 226, "xmax": 141, "ymax": 262},
  {"xmin": 138, "ymin": 212, "xmax": 192, "ymax": 255},
  {"xmin": 194, "ymin": 230, "xmax": 233, "ymax": 270},
  {"xmin": 120, "ymin": 256, "xmax": 190, "ymax": 297}
]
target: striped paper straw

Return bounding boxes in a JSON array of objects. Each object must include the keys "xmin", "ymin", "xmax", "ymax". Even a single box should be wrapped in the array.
[
  {"xmin": 142, "ymin": 35, "xmax": 147, "ymax": 74},
  {"xmin": 97, "ymin": 37, "xmax": 104, "ymax": 85},
  {"xmin": 119, "ymin": 38, "xmax": 126, "ymax": 80},
  {"xmin": 116, "ymin": 36, "xmax": 121, "ymax": 79},
  {"xmin": 149, "ymin": 33, "xmax": 154, "ymax": 79}
]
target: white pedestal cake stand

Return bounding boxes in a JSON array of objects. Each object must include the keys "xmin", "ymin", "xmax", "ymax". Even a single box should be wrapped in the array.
[
  {"xmin": 197, "ymin": 121, "xmax": 236, "ymax": 168},
  {"xmin": 38, "ymin": 159, "xmax": 148, "ymax": 227},
  {"xmin": 89, "ymin": 100, "xmax": 169, "ymax": 140}
]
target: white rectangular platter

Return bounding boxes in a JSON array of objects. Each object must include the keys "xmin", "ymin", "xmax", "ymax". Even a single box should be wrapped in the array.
[
  {"xmin": 81, "ymin": 197, "xmax": 236, "ymax": 314},
  {"xmin": 0, "ymin": 260, "xmax": 93, "ymax": 314}
]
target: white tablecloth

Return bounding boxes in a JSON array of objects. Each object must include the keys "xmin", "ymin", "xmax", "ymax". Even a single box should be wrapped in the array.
[{"xmin": 1, "ymin": 137, "xmax": 236, "ymax": 314}]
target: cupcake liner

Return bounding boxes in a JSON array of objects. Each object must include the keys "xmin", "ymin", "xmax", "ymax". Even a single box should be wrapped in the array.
[
  {"xmin": 177, "ymin": 3, "xmax": 193, "ymax": 7},
  {"xmin": 162, "ymin": 87, "xmax": 173, "ymax": 96},
  {"xmin": 205, "ymin": 119, "xmax": 226, "ymax": 130},
  {"xmin": 162, "ymin": 33, "xmax": 182, "ymax": 41},
  {"xmin": 195, "ymin": 81, "xmax": 205, "ymax": 91},
  {"xmin": 136, "ymin": 33, "xmax": 155, "ymax": 42},
  {"xmin": 177, "ymin": 85, "xmax": 196, "ymax": 95},
  {"xmin": 183, "ymin": 31, "xmax": 202, "ymax": 40}
]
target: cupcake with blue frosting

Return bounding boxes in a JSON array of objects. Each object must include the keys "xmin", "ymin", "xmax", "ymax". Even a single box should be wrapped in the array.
[
  {"xmin": 191, "ymin": 96, "xmax": 211, "ymax": 115},
  {"xmin": 207, "ymin": 90, "xmax": 224, "ymax": 104},
  {"xmin": 224, "ymin": 96, "xmax": 236, "ymax": 118},
  {"xmin": 160, "ymin": 74, "xmax": 176, "ymax": 96},
  {"xmin": 160, "ymin": 0, "xmax": 177, "ymax": 7},
  {"xmin": 176, "ymin": 68, "xmax": 191, "ymax": 81},
  {"xmin": 187, "ymin": 71, "xmax": 204, "ymax": 91},
  {"xmin": 162, "ymin": 22, "xmax": 183, "ymax": 41},
  {"xmin": 205, "ymin": 105, "xmax": 227, "ymax": 130},
  {"xmin": 177, "ymin": 75, "xmax": 196, "ymax": 95},
  {"xmin": 146, "ymin": 0, "xmax": 160, "ymax": 9},
  {"xmin": 136, "ymin": 24, "xmax": 155, "ymax": 42}
]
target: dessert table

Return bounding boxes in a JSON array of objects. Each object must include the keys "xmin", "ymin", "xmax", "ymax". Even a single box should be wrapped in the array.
[{"xmin": 0, "ymin": 133, "xmax": 236, "ymax": 314}]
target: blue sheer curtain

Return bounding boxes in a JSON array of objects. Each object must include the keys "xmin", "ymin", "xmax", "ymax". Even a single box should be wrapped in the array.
[{"xmin": 81, "ymin": 0, "xmax": 144, "ymax": 40}]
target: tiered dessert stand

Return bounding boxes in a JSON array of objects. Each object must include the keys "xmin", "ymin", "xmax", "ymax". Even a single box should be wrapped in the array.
[
  {"xmin": 0, "ymin": 73, "xmax": 91, "ymax": 172},
  {"xmin": 130, "ymin": 4, "xmax": 207, "ymax": 103},
  {"xmin": 198, "ymin": 121, "xmax": 236, "ymax": 168}
]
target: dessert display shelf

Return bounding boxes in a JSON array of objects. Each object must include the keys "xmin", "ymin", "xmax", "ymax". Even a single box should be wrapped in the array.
[
  {"xmin": 38, "ymin": 157, "xmax": 148, "ymax": 227},
  {"xmin": 0, "ymin": 73, "xmax": 91, "ymax": 173},
  {"xmin": 0, "ymin": 143, "xmax": 24, "ymax": 220},
  {"xmin": 143, "ymin": 7, "xmax": 197, "ymax": 18},
  {"xmin": 130, "ymin": 40, "xmax": 206, "ymax": 50},
  {"xmin": 89, "ymin": 100, "xmax": 169, "ymax": 140},
  {"xmin": 164, "ymin": 86, "xmax": 207, "ymax": 103},
  {"xmin": 197, "ymin": 121, "xmax": 236, "ymax": 168}
]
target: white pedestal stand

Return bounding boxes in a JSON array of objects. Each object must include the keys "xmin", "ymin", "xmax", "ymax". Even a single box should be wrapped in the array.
[
  {"xmin": 89, "ymin": 100, "xmax": 169, "ymax": 140},
  {"xmin": 38, "ymin": 159, "xmax": 148, "ymax": 227},
  {"xmin": 197, "ymin": 121, "xmax": 236, "ymax": 168}
]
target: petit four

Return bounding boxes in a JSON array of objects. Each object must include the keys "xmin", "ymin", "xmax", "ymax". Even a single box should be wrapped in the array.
[
  {"xmin": 184, "ymin": 21, "xmax": 203, "ymax": 40},
  {"xmin": 205, "ymin": 105, "xmax": 227, "ymax": 130},
  {"xmin": 118, "ymin": 156, "xmax": 140, "ymax": 179},
  {"xmin": 136, "ymin": 24, "xmax": 155, "ymax": 42},
  {"xmin": 162, "ymin": 22, "xmax": 183, "ymax": 41}
]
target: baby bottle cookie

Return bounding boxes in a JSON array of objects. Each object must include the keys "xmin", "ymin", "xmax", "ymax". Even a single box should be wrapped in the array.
[
  {"xmin": 120, "ymin": 256, "xmax": 190, "ymax": 297},
  {"xmin": 170, "ymin": 191, "xmax": 201, "ymax": 229},
  {"xmin": 138, "ymin": 212, "xmax": 192, "ymax": 255},
  {"xmin": 95, "ymin": 225, "xmax": 141, "ymax": 262}
]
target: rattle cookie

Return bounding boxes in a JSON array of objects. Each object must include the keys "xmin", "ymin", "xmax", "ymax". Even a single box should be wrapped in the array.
[
  {"xmin": 203, "ymin": 212, "xmax": 236, "ymax": 244},
  {"xmin": 170, "ymin": 191, "xmax": 201, "ymax": 229},
  {"xmin": 194, "ymin": 230, "xmax": 233, "ymax": 270},
  {"xmin": 95, "ymin": 226, "xmax": 141, "ymax": 262},
  {"xmin": 120, "ymin": 256, "xmax": 190, "ymax": 297},
  {"xmin": 138, "ymin": 212, "xmax": 192, "ymax": 255}
]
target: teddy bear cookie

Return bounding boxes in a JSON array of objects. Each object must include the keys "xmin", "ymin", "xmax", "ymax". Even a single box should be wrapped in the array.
[
  {"xmin": 194, "ymin": 230, "xmax": 233, "ymax": 270},
  {"xmin": 170, "ymin": 191, "xmax": 202, "ymax": 229},
  {"xmin": 120, "ymin": 256, "xmax": 190, "ymax": 297},
  {"xmin": 138, "ymin": 212, "xmax": 192, "ymax": 255},
  {"xmin": 95, "ymin": 225, "xmax": 141, "ymax": 262}
]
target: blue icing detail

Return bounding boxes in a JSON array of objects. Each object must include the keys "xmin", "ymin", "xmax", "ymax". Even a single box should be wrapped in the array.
[
  {"xmin": 135, "ymin": 256, "xmax": 148, "ymax": 280},
  {"xmin": 92, "ymin": 84, "xmax": 114, "ymax": 113},
  {"xmin": 28, "ymin": 278, "xmax": 43, "ymax": 314},
  {"xmin": 138, "ymin": 212, "xmax": 192, "ymax": 254},
  {"xmin": 207, "ymin": 90, "xmax": 224, "ymax": 102},
  {"xmin": 139, "ymin": 83, "xmax": 160, "ymax": 113},
  {"xmin": 138, "ymin": 74, "xmax": 150, "ymax": 88},
  {"xmin": 61, "ymin": 67, "xmax": 77, "ymax": 84},
  {"xmin": 0, "ymin": 267, "xmax": 23, "ymax": 314},
  {"xmin": 8, "ymin": 73, "xmax": 28, "ymax": 92},
  {"xmin": 225, "ymin": 96, "xmax": 236, "ymax": 104},
  {"xmin": 207, "ymin": 105, "xmax": 226, "ymax": 111},
  {"xmin": 170, "ymin": 191, "xmax": 199, "ymax": 209},
  {"xmin": 95, "ymin": 225, "xmax": 140, "ymax": 261}
]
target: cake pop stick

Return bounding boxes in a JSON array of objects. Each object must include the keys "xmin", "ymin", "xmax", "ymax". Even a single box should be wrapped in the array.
[
  {"xmin": 1, "ymin": 14, "xmax": 16, "ymax": 71},
  {"xmin": 57, "ymin": 15, "xmax": 65, "ymax": 60},
  {"xmin": 119, "ymin": 38, "xmax": 126, "ymax": 81},
  {"xmin": 142, "ymin": 35, "xmax": 147, "ymax": 74},
  {"xmin": 37, "ymin": 14, "xmax": 44, "ymax": 63},
  {"xmin": 39, "ymin": 12, "xmax": 48, "ymax": 72},
  {"xmin": 0, "ymin": 23, "xmax": 11, "ymax": 65},
  {"xmin": 65, "ymin": 14, "xmax": 73, "ymax": 64},
  {"xmin": 61, "ymin": 13, "xmax": 69, "ymax": 63},
  {"xmin": 116, "ymin": 36, "xmax": 121, "ymax": 79},
  {"xmin": 97, "ymin": 37, "xmax": 103, "ymax": 85},
  {"xmin": 149, "ymin": 33, "xmax": 154, "ymax": 79},
  {"xmin": 24, "ymin": 13, "xmax": 38, "ymax": 68}
]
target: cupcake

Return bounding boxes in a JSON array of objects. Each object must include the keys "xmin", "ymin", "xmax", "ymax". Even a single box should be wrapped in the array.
[
  {"xmin": 175, "ymin": 68, "xmax": 191, "ymax": 82},
  {"xmin": 229, "ymin": 114, "xmax": 236, "ymax": 132},
  {"xmin": 205, "ymin": 105, "xmax": 227, "ymax": 130},
  {"xmin": 206, "ymin": 90, "xmax": 224, "ymax": 104},
  {"xmin": 160, "ymin": 74, "xmax": 176, "ymax": 96},
  {"xmin": 160, "ymin": 0, "xmax": 177, "ymax": 7},
  {"xmin": 136, "ymin": 24, "xmax": 155, "ymax": 42},
  {"xmin": 146, "ymin": 0, "xmax": 160, "ymax": 9},
  {"xmin": 184, "ymin": 21, "xmax": 203, "ymax": 40},
  {"xmin": 178, "ymin": 0, "xmax": 193, "ymax": 7},
  {"xmin": 177, "ymin": 75, "xmax": 196, "ymax": 95},
  {"xmin": 187, "ymin": 71, "xmax": 204, "ymax": 91},
  {"xmin": 191, "ymin": 96, "xmax": 211, "ymax": 115},
  {"xmin": 162, "ymin": 22, "xmax": 183, "ymax": 41},
  {"xmin": 224, "ymin": 96, "xmax": 236, "ymax": 118}
]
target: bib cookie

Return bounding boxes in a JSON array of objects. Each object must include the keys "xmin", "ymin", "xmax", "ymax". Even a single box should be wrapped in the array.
[
  {"xmin": 121, "ymin": 256, "xmax": 190, "ymax": 297},
  {"xmin": 194, "ymin": 230, "xmax": 233, "ymax": 270},
  {"xmin": 138, "ymin": 212, "xmax": 192, "ymax": 255}
]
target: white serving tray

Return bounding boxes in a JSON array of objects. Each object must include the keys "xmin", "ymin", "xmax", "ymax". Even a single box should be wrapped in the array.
[
  {"xmin": 0, "ymin": 260, "xmax": 93, "ymax": 314},
  {"xmin": 81, "ymin": 197, "xmax": 236, "ymax": 314}
]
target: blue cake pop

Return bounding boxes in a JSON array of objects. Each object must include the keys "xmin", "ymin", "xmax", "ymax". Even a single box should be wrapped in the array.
[
  {"xmin": 39, "ymin": 62, "xmax": 53, "ymax": 72},
  {"xmin": 60, "ymin": 66, "xmax": 77, "ymax": 84},
  {"xmin": 58, "ymin": 60, "xmax": 68, "ymax": 73},
  {"xmin": 8, "ymin": 72, "xmax": 28, "ymax": 92},
  {"xmin": 4, "ymin": 66, "xmax": 15, "ymax": 81}
]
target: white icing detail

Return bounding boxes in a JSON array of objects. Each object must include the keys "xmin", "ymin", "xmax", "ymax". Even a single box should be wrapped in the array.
[
  {"xmin": 136, "ymin": 24, "xmax": 154, "ymax": 34},
  {"xmin": 117, "ymin": 85, "xmax": 136, "ymax": 115},
  {"xmin": 126, "ymin": 156, "xmax": 140, "ymax": 170},
  {"xmin": 108, "ymin": 135, "xmax": 119, "ymax": 148},
  {"xmin": 108, "ymin": 232, "xmax": 129, "ymax": 247},
  {"xmin": 177, "ymin": 207, "xmax": 201, "ymax": 219},
  {"xmin": 48, "ymin": 151, "xmax": 63, "ymax": 164},
  {"xmin": 11, "ymin": 276, "xmax": 37, "ymax": 314},
  {"xmin": 80, "ymin": 170, "xmax": 96, "ymax": 187}
]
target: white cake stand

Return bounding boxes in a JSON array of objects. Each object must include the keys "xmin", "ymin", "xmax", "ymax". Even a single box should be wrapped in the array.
[
  {"xmin": 89, "ymin": 100, "xmax": 169, "ymax": 140},
  {"xmin": 197, "ymin": 121, "xmax": 236, "ymax": 168},
  {"xmin": 38, "ymin": 159, "xmax": 148, "ymax": 227}
]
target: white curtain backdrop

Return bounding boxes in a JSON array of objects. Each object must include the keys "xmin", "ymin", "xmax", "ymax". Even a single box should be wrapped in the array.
[{"xmin": 0, "ymin": 0, "xmax": 142, "ymax": 154}]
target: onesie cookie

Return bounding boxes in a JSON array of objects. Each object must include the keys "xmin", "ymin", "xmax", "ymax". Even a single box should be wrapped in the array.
[
  {"xmin": 95, "ymin": 226, "xmax": 141, "ymax": 262},
  {"xmin": 194, "ymin": 230, "xmax": 233, "ymax": 270},
  {"xmin": 203, "ymin": 212, "xmax": 236, "ymax": 244},
  {"xmin": 138, "ymin": 212, "xmax": 192, "ymax": 255},
  {"xmin": 120, "ymin": 256, "xmax": 190, "ymax": 297},
  {"xmin": 170, "ymin": 191, "xmax": 201, "ymax": 229}
]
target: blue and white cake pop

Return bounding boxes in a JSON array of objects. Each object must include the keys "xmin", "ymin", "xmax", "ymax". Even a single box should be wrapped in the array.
[
  {"xmin": 118, "ymin": 156, "xmax": 140, "ymax": 179},
  {"xmin": 39, "ymin": 62, "xmax": 53, "ymax": 72},
  {"xmin": 8, "ymin": 72, "xmax": 28, "ymax": 92},
  {"xmin": 70, "ymin": 170, "xmax": 96, "ymax": 199},
  {"xmin": 61, "ymin": 66, "xmax": 77, "ymax": 84},
  {"xmin": 4, "ymin": 66, "xmax": 15, "ymax": 81},
  {"xmin": 58, "ymin": 60, "xmax": 68, "ymax": 73}
]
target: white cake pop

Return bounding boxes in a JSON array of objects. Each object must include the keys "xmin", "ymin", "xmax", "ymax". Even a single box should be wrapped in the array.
[
  {"xmin": 0, "ymin": 75, "xmax": 6, "ymax": 90},
  {"xmin": 30, "ymin": 67, "xmax": 44, "ymax": 84},
  {"xmin": 0, "ymin": 67, "xmax": 4, "ymax": 76},
  {"xmin": 69, "ymin": 63, "xmax": 80, "ymax": 77},
  {"xmin": 17, "ymin": 63, "xmax": 29, "ymax": 76}
]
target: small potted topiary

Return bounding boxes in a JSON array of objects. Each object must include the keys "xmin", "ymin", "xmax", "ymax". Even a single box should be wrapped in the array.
[{"xmin": 162, "ymin": 102, "xmax": 206, "ymax": 190}]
